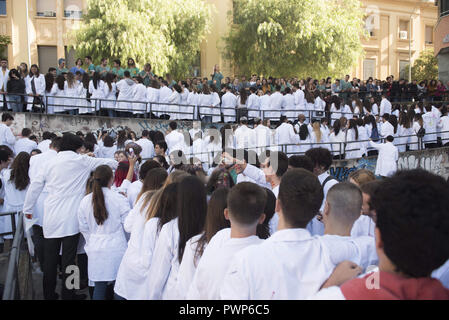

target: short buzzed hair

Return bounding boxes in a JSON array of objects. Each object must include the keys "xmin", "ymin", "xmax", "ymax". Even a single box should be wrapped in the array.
[
  {"xmin": 227, "ymin": 182, "xmax": 267, "ymax": 226},
  {"xmin": 326, "ymin": 182, "xmax": 362, "ymax": 226}
]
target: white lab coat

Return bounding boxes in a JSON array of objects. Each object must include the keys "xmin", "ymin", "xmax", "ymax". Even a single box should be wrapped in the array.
[
  {"xmin": 234, "ymin": 125, "xmax": 257, "ymax": 151},
  {"xmin": 64, "ymin": 81, "xmax": 82, "ymax": 112},
  {"xmin": 165, "ymin": 130, "xmax": 185, "ymax": 154},
  {"xmin": 369, "ymin": 141, "xmax": 398, "ymax": 177},
  {"xmin": 132, "ymin": 84, "xmax": 147, "ymax": 115},
  {"xmin": 126, "ymin": 180, "xmax": 142, "ymax": 208},
  {"xmin": 37, "ymin": 139, "xmax": 51, "ymax": 153},
  {"xmin": 254, "ymin": 124, "xmax": 272, "ymax": 153},
  {"xmin": 268, "ymin": 92, "xmax": 283, "ymax": 120},
  {"xmin": 282, "ymin": 94, "xmax": 295, "ymax": 119},
  {"xmin": 0, "ymin": 123, "xmax": 15, "ymax": 151},
  {"xmin": 293, "ymin": 89, "xmax": 305, "ymax": 114},
  {"xmin": 114, "ymin": 195, "xmax": 152, "ymax": 299},
  {"xmin": 186, "ymin": 92, "xmax": 199, "ymax": 120},
  {"xmin": 345, "ymin": 128, "xmax": 362, "ymax": 159},
  {"xmin": 136, "ymin": 138, "xmax": 155, "ymax": 160},
  {"xmin": 379, "ymin": 98, "xmax": 392, "ymax": 116},
  {"xmin": 0, "ymin": 68, "xmax": 9, "ymax": 93},
  {"xmin": 98, "ymin": 145, "xmax": 117, "ymax": 159},
  {"xmin": 78, "ymin": 188, "xmax": 130, "ymax": 282},
  {"xmin": 438, "ymin": 116, "xmax": 449, "ymax": 145},
  {"xmin": 22, "ymin": 151, "xmax": 117, "ymax": 238},
  {"xmin": 260, "ymin": 94, "xmax": 271, "ymax": 120},
  {"xmin": 167, "ymin": 90, "xmax": 181, "ymax": 120},
  {"xmin": 147, "ymin": 218, "xmax": 180, "ymax": 300},
  {"xmin": 159, "ymin": 86, "xmax": 173, "ymax": 116},
  {"xmin": 409, "ymin": 121, "xmax": 421, "ymax": 151},
  {"xmin": 28, "ymin": 149, "xmax": 57, "ymax": 227},
  {"xmin": 247, "ymin": 93, "xmax": 260, "ymax": 119},
  {"xmin": 275, "ymin": 122, "xmax": 297, "ymax": 152},
  {"xmin": 88, "ymin": 80, "xmax": 105, "ymax": 113},
  {"xmin": 351, "ymin": 214, "xmax": 376, "ymax": 238},
  {"xmin": 0, "ymin": 169, "xmax": 28, "ymax": 239},
  {"xmin": 219, "ymin": 229, "xmax": 375, "ymax": 300},
  {"xmin": 221, "ymin": 92, "xmax": 237, "ymax": 122},
  {"xmin": 422, "ymin": 111, "xmax": 438, "ymax": 144},
  {"xmin": 102, "ymin": 82, "xmax": 117, "ymax": 110},
  {"xmin": 188, "ymin": 232, "xmax": 262, "ymax": 300},
  {"xmin": 147, "ymin": 87, "xmax": 160, "ymax": 116},
  {"xmin": 14, "ymin": 137, "xmax": 37, "ymax": 155},
  {"xmin": 329, "ymin": 130, "xmax": 346, "ymax": 157},
  {"xmin": 50, "ymin": 83, "xmax": 66, "ymax": 113},
  {"xmin": 175, "ymin": 234, "xmax": 202, "ymax": 300},
  {"xmin": 116, "ymin": 79, "xmax": 135, "ymax": 113},
  {"xmin": 25, "ymin": 74, "xmax": 46, "ymax": 111},
  {"xmin": 211, "ymin": 92, "xmax": 221, "ymax": 123},
  {"xmin": 379, "ymin": 121, "xmax": 394, "ymax": 139}
]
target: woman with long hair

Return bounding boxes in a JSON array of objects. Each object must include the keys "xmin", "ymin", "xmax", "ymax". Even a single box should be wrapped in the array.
[
  {"xmin": 25, "ymin": 64, "xmax": 46, "ymax": 112},
  {"xmin": 77, "ymin": 73, "xmax": 91, "ymax": 115},
  {"xmin": 1, "ymin": 152, "xmax": 30, "ymax": 239},
  {"xmin": 126, "ymin": 58, "xmax": 139, "ymax": 78},
  {"xmin": 6, "ymin": 69, "xmax": 26, "ymax": 112},
  {"xmin": 410, "ymin": 112, "xmax": 423, "ymax": 151},
  {"xmin": 102, "ymin": 73, "xmax": 117, "ymax": 117},
  {"xmin": 44, "ymin": 73, "xmax": 55, "ymax": 114},
  {"xmin": 113, "ymin": 167, "xmax": 168, "ymax": 300},
  {"xmin": 147, "ymin": 175, "xmax": 207, "ymax": 300},
  {"xmin": 88, "ymin": 72, "xmax": 105, "ymax": 114},
  {"xmin": 64, "ymin": 72, "xmax": 80, "ymax": 115},
  {"xmin": 329, "ymin": 95, "xmax": 342, "ymax": 125},
  {"xmin": 345, "ymin": 118, "xmax": 362, "ymax": 159},
  {"xmin": 116, "ymin": 130, "xmax": 128, "ymax": 151},
  {"xmin": 51, "ymin": 74, "xmax": 66, "ymax": 113},
  {"xmin": 329, "ymin": 117, "xmax": 346, "ymax": 159},
  {"xmin": 175, "ymin": 187, "xmax": 230, "ymax": 299},
  {"xmin": 397, "ymin": 111, "xmax": 412, "ymax": 153},
  {"xmin": 78, "ymin": 165, "xmax": 130, "ymax": 300},
  {"xmin": 98, "ymin": 135, "xmax": 117, "ymax": 159}
]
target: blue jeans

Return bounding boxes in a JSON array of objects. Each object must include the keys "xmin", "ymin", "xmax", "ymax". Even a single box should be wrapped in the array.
[
  {"xmin": 92, "ymin": 281, "xmax": 112, "ymax": 300},
  {"xmin": 107, "ymin": 109, "xmax": 116, "ymax": 118},
  {"xmin": 68, "ymin": 109, "xmax": 79, "ymax": 116},
  {"xmin": 8, "ymin": 95, "xmax": 22, "ymax": 112}
]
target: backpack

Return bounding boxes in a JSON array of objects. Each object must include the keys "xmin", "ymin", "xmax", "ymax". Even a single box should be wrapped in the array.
[
  {"xmin": 370, "ymin": 126, "xmax": 380, "ymax": 142},
  {"xmin": 417, "ymin": 127, "xmax": 426, "ymax": 139}
]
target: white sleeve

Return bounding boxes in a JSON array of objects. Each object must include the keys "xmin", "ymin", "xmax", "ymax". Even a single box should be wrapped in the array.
[
  {"xmin": 123, "ymin": 201, "xmax": 142, "ymax": 233},
  {"xmin": 242, "ymin": 164, "xmax": 267, "ymax": 188},
  {"xmin": 82, "ymin": 154, "xmax": 118, "ymax": 172},
  {"xmin": 77, "ymin": 198, "xmax": 90, "ymax": 242},
  {"xmin": 369, "ymin": 140, "xmax": 381, "ymax": 150},
  {"xmin": 22, "ymin": 167, "xmax": 46, "ymax": 215},
  {"xmin": 140, "ymin": 218, "xmax": 158, "ymax": 273},
  {"xmin": 307, "ymin": 286, "xmax": 346, "ymax": 300},
  {"xmin": 5, "ymin": 127, "xmax": 16, "ymax": 146},
  {"xmin": 147, "ymin": 222, "xmax": 175, "ymax": 300},
  {"xmin": 176, "ymin": 239, "xmax": 199, "ymax": 300}
]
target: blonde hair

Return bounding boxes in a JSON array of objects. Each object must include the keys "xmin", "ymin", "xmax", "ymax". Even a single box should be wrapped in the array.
[
  {"xmin": 313, "ymin": 122, "xmax": 322, "ymax": 143},
  {"xmin": 348, "ymin": 169, "xmax": 375, "ymax": 186}
]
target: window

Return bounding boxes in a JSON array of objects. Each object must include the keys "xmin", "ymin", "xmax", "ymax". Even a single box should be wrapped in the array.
[
  {"xmin": 0, "ymin": 0, "xmax": 6, "ymax": 15},
  {"xmin": 38, "ymin": 46, "xmax": 58, "ymax": 74},
  {"xmin": 363, "ymin": 59, "xmax": 376, "ymax": 80},
  {"xmin": 399, "ymin": 20, "xmax": 410, "ymax": 40},
  {"xmin": 64, "ymin": 0, "xmax": 83, "ymax": 18},
  {"xmin": 399, "ymin": 60, "xmax": 409, "ymax": 80},
  {"xmin": 425, "ymin": 26, "xmax": 433, "ymax": 45},
  {"xmin": 37, "ymin": 0, "xmax": 56, "ymax": 17}
]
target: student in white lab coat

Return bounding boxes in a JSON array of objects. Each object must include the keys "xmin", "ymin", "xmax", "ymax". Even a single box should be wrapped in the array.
[
  {"xmin": 113, "ymin": 168, "xmax": 168, "ymax": 300},
  {"xmin": 132, "ymin": 76, "xmax": 148, "ymax": 117},
  {"xmin": 77, "ymin": 73, "xmax": 91, "ymax": 115},
  {"xmin": 167, "ymin": 84, "xmax": 182, "ymax": 121},
  {"xmin": 28, "ymin": 137, "xmax": 61, "ymax": 271},
  {"xmin": 25, "ymin": 65, "xmax": 46, "ymax": 112},
  {"xmin": 313, "ymin": 91, "xmax": 326, "ymax": 119},
  {"xmin": 51, "ymin": 75, "xmax": 66, "ymax": 114},
  {"xmin": 234, "ymin": 117, "xmax": 257, "ymax": 151},
  {"xmin": 158, "ymin": 80, "xmax": 173, "ymax": 120},
  {"xmin": 43, "ymin": 73, "xmax": 55, "ymax": 114},
  {"xmin": 147, "ymin": 175, "xmax": 207, "ymax": 300},
  {"xmin": 102, "ymin": 73, "xmax": 117, "ymax": 117},
  {"xmin": 259, "ymin": 90, "xmax": 271, "ymax": 121},
  {"xmin": 321, "ymin": 182, "xmax": 377, "ymax": 267},
  {"xmin": 116, "ymin": 71, "xmax": 135, "ymax": 117},
  {"xmin": 350, "ymin": 179, "xmax": 378, "ymax": 238},
  {"xmin": 310, "ymin": 121, "xmax": 327, "ymax": 149},
  {"xmin": 282, "ymin": 87, "xmax": 295, "ymax": 120},
  {"xmin": 176, "ymin": 187, "xmax": 231, "ymax": 299},
  {"xmin": 293, "ymin": 114, "xmax": 312, "ymax": 154},
  {"xmin": 0, "ymin": 152, "xmax": 30, "ymax": 239},
  {"xmin": 268, "ymin": 85, "xmax": 283, "ymax": 121},
  {"xmin": 37, "ymin": 131, "xmax": 53, "ymax": 153},
  {"xmin": 221, "ymin": 86, "xmax": 237, "ymax": 123},
  {"xmin": 275, "ymin": 116, "xmax": 297, "ymax": 153},
  {"xmin": 126, "ymin": 160, "xmax": 161, "ymax": 208},
  {"xmin": 89, "ymin": 72, "xmax": 105, "ymax": 115},
  {"xmin": 98, "ymin": 135, "xmax": 117, "ymax": 159},
  {"xmin": 64, "ymin": 72, "xmax": 81, "ymax": 115},
  {"xmin": 379, "ymin": 94, "xmax": 392, "ymax": 116},
  {"xmin": 147, "ymin": 79, "xmax": 160, "ymax": 118},
  {"xmin": 247, "ymin": 87, "xmax": 260, "ymax": 120},
  {"xmin": 369, "ymin": 136, "xmax": 398, "ymax": 178},
  {"xmin": 14, "ymin": 128, "xmax": 37, "ymax": 155},
  {"xmin": 165, "ymin": 122, "xmax": 185, "ymax": 154},
  {"xmin": 329, "ymin": 120, "xmax": 346, "ymax": 159},
  {"xmin": 293, "ymin": 83, "xmax": 305, "ymax": 116},
  {"xmin": 310, "ymin": 170, "xmax": 449, "ymax": 300},
  {"xmin": 345, "ymin": 119, "xmax": 362, "ymax": 159},
  {"xmin": 210, "ymin": 85, "xmax": 222, "ymax": 123},
  {"xmin": 78, "ymin": 165, "xmax": 130, "ymax": 300},
  {"xmin": 22, "ymin": 133, "xmax": 118, "ymax": 300},
  {"xmin": 187, "ymin": 183, "xmax": 267, "ymax": 300},
  {"xmin": 253, "ymin": 118, "xmax": 272, "ymax": 154},
  {"xmin": 422, "ymin": 104, "xmax": 439, "ymax": 148},
  {"xmin": 186, "ymin": 87, "xmax": 199, "ymax": 121},
  {"xmin": 219, "ymin": 169, "xmax": 372, "ymax": 300}
]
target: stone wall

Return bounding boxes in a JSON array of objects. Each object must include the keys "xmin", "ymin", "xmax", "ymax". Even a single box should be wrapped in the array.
[
  {"xmin": 330, "ymin": 147, "xmax": 449, "ymax": 181},
  {"xmin": 7, "ymin": 112, "xmax": 195, "ymax": 139}
]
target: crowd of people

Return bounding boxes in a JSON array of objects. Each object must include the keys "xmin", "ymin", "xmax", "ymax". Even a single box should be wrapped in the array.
[
  {"xmin": 0, "ymin": 113, "xmax": 448, "ymax": 300},
  {"xmin": 0, "ymin": 57, "xmax": 448, "ymax": 124}
]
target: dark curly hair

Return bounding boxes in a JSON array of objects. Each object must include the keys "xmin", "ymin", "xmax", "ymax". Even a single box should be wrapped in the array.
[{"xmin": 371, "ymin": 169, "xmax": 449, "ymax": 277}]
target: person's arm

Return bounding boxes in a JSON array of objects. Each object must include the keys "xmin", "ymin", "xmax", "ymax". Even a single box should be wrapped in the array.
[
  {"xmin": 368, "ymin": 139, "xmax": 381, "ymax": 150},
  {"xmin": 22, "ymin": 169, "xmax": 46, "ymax": 218},
  {"xmin": 320, "ymin": 261, "xmax": 362, "ymax": 289},
  {"xmin": 83, "ymin": 153, "xmax": 118, "ymax": 172},
  {"xmin": 77, "ymin": 198, "xmax": 90, "ymax": 243}
]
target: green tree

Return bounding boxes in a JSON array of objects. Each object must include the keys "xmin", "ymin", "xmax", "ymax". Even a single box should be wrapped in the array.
[
  {"xmin": 0, "ymin": 35, "xmax": 11, "ymax": 60},
  {"xmin": 410, "ymin": 49, "xmax": 439, "ymax": 82},
  {"xmin": 70, "ymin": 0, "xmax": 212, "ymax": 79},
  {"xmin": 225, "ymin": 0, "xmax": 367, "ymax": 78}
]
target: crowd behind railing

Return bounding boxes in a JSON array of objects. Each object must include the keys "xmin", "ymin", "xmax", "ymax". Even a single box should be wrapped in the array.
[{"xmin": 0, "ymin": 57, "xmax": 448, "ymax": 122}]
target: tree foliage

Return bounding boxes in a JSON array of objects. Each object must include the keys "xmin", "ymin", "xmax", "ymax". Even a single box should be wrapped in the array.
[
  {"xmin": 224, "ymin": 0, "xmax": 367, "ymax": 78},
  {"xmin": 410, "ymin": 49, "xmax": 439, "ymax": 82},
  {"xmin": 0, "ymin": 35, "xmax": 11, "ymax": 59},
  {"xmin": 70, "ymin": 0, "xmax": 212, "ymax": 79}
]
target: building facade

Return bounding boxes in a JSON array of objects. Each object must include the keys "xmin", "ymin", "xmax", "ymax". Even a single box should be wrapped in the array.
[
  {"xmin": 435, "ymin": 0, "xmax": 449, "ymax": 82},
  {"xmin": 0, "ymin": 0, "xmax": 439, "ymax": 81}
]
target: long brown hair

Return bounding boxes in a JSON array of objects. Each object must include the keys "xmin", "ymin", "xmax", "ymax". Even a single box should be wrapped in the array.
[
  {"xmin": 91, "ymin": 165, "xmax": 113, "ymax": 225},
  {"xmin": 137, "ymin": 167, "xmax": 168, "ymax": 212},
  {"xmin": 9, "ymin": 152, "xmax": 30, "ymax": 191},
  {"xmin": 194, "ymin": 188, "xmax": 230, "ymax": 266}
]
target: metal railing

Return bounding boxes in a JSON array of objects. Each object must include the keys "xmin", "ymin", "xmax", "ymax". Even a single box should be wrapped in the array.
[
  {"xmin": 2, "ymin": 211, "xmax": 32, "ymax": 300},
  {"xmin": 1, "ymin": 92, "xmax": 447, "ymax": 124}
]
